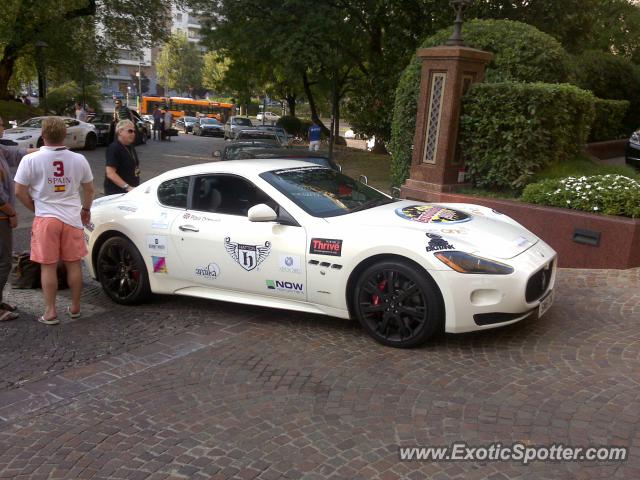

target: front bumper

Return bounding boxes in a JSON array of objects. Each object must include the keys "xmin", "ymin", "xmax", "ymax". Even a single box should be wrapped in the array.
[
  {"xmin": 625, "ymin": 141, "xmax": 640, "ymax": 168},
  {"xmin": 437, "ymin": 240, "xmax": 557, "ymax": 334}
]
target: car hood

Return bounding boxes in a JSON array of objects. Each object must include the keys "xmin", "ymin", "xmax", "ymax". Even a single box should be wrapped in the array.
[
  {"xmin": 3, "ymin": 128, "xmax": 38, "ymax": 137},
  {"xmin": 327, "ymin": 200, "xmax": 538, "ymax": 259}
]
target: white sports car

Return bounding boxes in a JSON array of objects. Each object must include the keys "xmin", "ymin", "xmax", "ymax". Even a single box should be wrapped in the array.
[
  {"xmin": 84, "ymin": 160, "xmax": 557, "ymax": 348},
  {"xmin": 3, "ymin": 116, "xmax": 98, "ymax": 150}
]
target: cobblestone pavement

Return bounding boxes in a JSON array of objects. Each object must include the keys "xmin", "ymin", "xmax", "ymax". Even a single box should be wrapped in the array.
[{"xmin": 0, "ymin": 136, "xmax": 638, "ymax": 479}]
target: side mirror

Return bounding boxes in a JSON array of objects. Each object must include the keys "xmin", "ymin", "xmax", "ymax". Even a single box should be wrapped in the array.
[
  {"xmin": 336, "ymin": 163, "xmax": 342, "ymax": 173},
  {"xmin": 213, "ymin": 150, "xmax": 221, "ymax": 158},
  {"xmin": 359, "ymin": 174, "xmax": 368, "ymax": 185},
  {"xmin": 390, "ymin": 186, "xmax": 401, "ymax": 198},
  {"xmin": 248, "ymin": 204, "xmax": 277, "ymax": 222}
]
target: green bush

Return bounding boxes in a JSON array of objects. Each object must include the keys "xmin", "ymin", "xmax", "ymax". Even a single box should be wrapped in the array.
[
  {"xmin": 390, "ymin": 19, "xmax": 572, "ymax": 187},
  {"xmin": 571, "ymin": 50, "xmax": 640, "ymax": 133},
  {"xmin": 0, "ymin": 100, "xmax": 43, "ymax": 124},
  {"xmin": 277, "ymin": 116, "xmax": 314, "ymax": 139},
  {"xmin": 460, "ymin": 82, "xmax": 595, "ymax": 189},
  {"xmin": 277, "ymin": 116, "xmax": 302, "ymax": 137},
  {"xmin": 46, "ymin": 82, "xmax": 103, "ymax": 116},
  {"xmin": 522, "ymin": 175, "xmax": 640, "ymax": 218},
  {"xmin": 589, "ymin": 98, "xmax": 629, "ymax": 142}
]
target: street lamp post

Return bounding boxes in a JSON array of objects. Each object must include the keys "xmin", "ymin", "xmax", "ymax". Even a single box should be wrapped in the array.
[
  {"xmin": 446, "ymin": 0, "xmax": 473, "ymax": 46},
  {"xmin": 136, "ymin": 61, "xmax": 142, "ymax": 110}
]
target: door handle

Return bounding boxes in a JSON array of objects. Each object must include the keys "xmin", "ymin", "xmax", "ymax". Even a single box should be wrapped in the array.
[{"xmin": 178, "ymin": 224, "xmax": 199, "ymax": 232}]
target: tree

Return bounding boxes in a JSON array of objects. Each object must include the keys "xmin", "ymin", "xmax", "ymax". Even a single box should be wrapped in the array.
[
  {"xmin": 156, "ymin": 33, "xmax": 203, "ymax": 96},
  {"xmin": 0, "ymin": 1, "xmax": 206, "ymax": 99},
  {"xmin": 202, "ymin": 51, "xmax": 229, "ymax": 93}
]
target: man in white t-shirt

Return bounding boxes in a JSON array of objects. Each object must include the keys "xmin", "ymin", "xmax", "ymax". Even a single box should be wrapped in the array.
[{"xmin": 14, "ymin": 117, "xmax": 95, "ymax": 326}]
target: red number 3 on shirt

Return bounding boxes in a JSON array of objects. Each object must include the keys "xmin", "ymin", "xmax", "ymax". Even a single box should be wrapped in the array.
[{"xmin": 53, "ymin": 161, "xmax": 64, "ymax": 177}]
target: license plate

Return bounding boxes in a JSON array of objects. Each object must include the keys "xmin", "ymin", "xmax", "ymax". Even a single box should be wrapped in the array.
[{"xmin": 538, "ymin": 290, "xmax": 554, "ymax": 318}]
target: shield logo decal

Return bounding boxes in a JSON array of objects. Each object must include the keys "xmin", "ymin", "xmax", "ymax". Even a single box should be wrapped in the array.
[{"xmin": 225, "ymin": 237, "xmax": 271, "ymax": 271}]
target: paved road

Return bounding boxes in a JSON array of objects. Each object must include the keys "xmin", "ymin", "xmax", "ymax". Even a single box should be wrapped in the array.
[{"xmin": 0, "ymin": 135, "xmax": 638, "ymax": 479}]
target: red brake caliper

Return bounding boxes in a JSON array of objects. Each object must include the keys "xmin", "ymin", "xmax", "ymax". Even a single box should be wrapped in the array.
[{"xmin": 372, "ymin": 279, "xmax": 387, "ymax": 314}]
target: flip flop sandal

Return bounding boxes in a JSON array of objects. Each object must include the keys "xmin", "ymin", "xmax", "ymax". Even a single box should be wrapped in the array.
[
  {"xmin": 0, "ymin": 302, "xmax": 17, "ymax": 312},
  {"xmin": 67, "ymin": 306, "xmax": 81, "ymax": 319},
  {"xmin": 0, "ymin": 310, "xmax": 19, "ymax": 322},
  {"xmin": 38, "ymin": 316, "xmax": 59, "ymax": 325}
]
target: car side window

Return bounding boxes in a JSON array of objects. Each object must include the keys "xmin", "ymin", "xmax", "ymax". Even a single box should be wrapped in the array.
[
  {"xmin": 158, "ymin": 176, "xmax": 190, "ymax": 208},
  {"xmin": 192, "ymin": 175, "xmax": 274, "ymax": 216}
]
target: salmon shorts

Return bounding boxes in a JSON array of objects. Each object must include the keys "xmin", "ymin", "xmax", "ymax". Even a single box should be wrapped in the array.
[{"xmin": 31, "ymin": 217, "xmax": 87, "ymax": 264}]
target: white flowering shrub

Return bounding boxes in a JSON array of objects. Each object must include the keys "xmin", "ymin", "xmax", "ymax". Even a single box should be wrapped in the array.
[{"xmin": 521, "ymin": 175, "xmax": 640, "ymax": 218}]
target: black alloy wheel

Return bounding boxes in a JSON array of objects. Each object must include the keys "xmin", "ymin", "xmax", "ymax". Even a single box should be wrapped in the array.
[
  {"xmin": 97, "ymin": 236, "xmax": 151, "ymax": 305},
  {"xmin": 84, "ymin": 132, "xmax": 97, "ymax": 150},
  {"xmin": 353, "ymin": 260, "xmax": 443, "ymax": 348}
]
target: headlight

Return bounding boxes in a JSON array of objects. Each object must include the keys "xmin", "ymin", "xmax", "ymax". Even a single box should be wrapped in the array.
[
  {"xmin": 16, "ymin": 135, "xmax": 33, "ymax": 140},
  {"xmin": 630, "ymin": 131, "xmax": 640, "ymax": 146},
  {"xmin": 434, "ymin": 251, "xmax": 514, "ymax": 275}
]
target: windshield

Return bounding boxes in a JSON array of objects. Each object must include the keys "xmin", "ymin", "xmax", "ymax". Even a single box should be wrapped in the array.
[
  {"xmin": 184, "ymin": 117, "xmax": 197, "ymax": 122},
  {"xmin": 261, "ymin": 167, "xmax": 395, "ymax": 217},
  {"xmin": 238, "ymin": 132, "xmax": 277, "ymax": 141},
  {"xmin": 19, "ymin": 118, "xmax": 43, "ymax": 128},
  {"xmin": 235, "ymin": 118, "xmax": 252, "ymax": 126},
  {"xmin": 200, "ymin": 118, "xmax": 219, "ymax": 125}
]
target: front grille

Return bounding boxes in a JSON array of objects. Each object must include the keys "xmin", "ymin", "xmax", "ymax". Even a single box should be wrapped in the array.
[{"xmin": 525, "ymin": 259, "xmax": 554, "ymax": 303}]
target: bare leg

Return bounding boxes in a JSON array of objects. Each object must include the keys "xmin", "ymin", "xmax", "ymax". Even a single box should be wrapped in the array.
[
  {"xmin": 65, "ymin": 260, "xmax": 83, "ymax": 314},
  {"xmin": 40, "ymin": 263, "xmax": 58, "ymax": 320}
]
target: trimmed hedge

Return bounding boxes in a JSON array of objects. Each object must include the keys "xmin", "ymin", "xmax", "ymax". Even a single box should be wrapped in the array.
[
  {"xmin": 571, "ymin": 50, "xmax": 640, "ymax": 134},
  {"xmin": 0, "ymin": 100, "xmax": 44, "ymax": 124},
  {"xmin": 459, "ymin": 82, "xmax": 595, "ymax": 189},
  {"xmin": 589, "ymin": 98, "xmax": 629, "ymax": 142},
  {"xmin": 390, "ymin": 19, "xmax": 572, "ymax": 187},
  {"xmin": 522, "ymin": 175, "xmax": 640, "ymax": 218}
]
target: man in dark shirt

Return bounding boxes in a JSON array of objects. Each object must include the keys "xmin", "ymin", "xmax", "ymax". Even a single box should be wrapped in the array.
[{"xmin": 104, "ymin": 120, "xmax": 140, "ymax": 195}]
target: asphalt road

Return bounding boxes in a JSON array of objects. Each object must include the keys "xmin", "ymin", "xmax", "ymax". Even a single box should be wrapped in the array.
[{"xmin": 0, "ymin": 134, "xmax": 638, "ymax": 479}]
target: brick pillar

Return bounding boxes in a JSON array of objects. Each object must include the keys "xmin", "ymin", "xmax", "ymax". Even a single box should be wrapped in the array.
[{"xmin": 401, "ymin": 46, "xmax": 493, "ymax": 201}]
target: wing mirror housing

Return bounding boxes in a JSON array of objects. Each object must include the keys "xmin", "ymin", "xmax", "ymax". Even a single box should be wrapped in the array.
[
  {"xmin": 212, "ymin": 150, "xmax": 221, "ymax": 158},
  {"xmin": 248, "ymin": 203, "xmax": 277, "ymax": 222}
]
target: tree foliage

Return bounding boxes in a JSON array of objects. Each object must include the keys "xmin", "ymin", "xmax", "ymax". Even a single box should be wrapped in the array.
[
  {"xmin": 0, "ymin": 0, "xmax": 201, "ymax": 99},
  {"xmin": 156, "ymin": 33, "xmax": 203, "ymax": 96}
]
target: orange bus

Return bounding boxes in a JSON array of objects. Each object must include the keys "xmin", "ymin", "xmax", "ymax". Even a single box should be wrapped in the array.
[{"xmin": 140, "ymin": 96, "xmax": 235, "ymax": 122}]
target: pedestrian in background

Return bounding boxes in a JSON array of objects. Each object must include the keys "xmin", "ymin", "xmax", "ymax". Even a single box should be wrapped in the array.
[
  {"xmin": 308, "ymin": 120, "xmax": 321, "ymax": 151},
  {"xmin": 104, "ymin": 120, "xmax": 140, "ymax": 195},
  {"xmin": 74, "ymin": 102, "xmax": 87, "ymax": 122},
  {"xmin": 152, "ymin": 105, "xmax": 162, "ymax": 141},
  {"xmin": 14, "ymin": 117, "xmax": 95, "ymax": 326},
  {"xmin": 164, "ymin": 108, "xmax": 173, "ymax": 142},
  {"xmin": 0, "ymin": 116, "xmax": 37, "ymax": 322}
]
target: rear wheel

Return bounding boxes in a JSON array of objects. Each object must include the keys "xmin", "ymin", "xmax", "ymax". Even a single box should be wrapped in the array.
[
  {"xmin": 97, "ymin": 236, "xmax": 151, "ymax": 305},
  {"xmin": 353, "ymin": 260, "xmax": 443, "ymax": 348},
  {"xmin": 84, "ymin": 132, "xmax": 97, "ymax": 150}
]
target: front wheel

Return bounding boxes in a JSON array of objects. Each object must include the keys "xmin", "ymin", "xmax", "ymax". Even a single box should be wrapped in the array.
[
  {"xmin": 353, "ymin": 260, "xmax": 443, "ymax": 348},
  {"xmin": 97, "ymin": 236, "xmax": 151, "ymax": 305}
]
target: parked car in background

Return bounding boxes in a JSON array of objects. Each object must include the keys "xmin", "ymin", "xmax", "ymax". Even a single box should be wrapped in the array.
[
  {"xmin": 235, "ymin": 129, "xmax": 285, "ymax": 145},
  {"xmin": 255, "ymin": 125, "xmax": 291, "ymax": 145},
  {"xmin": 175, "ymin": 116, "xmax": 198, "ymax": 134},
  {"xmin": 223, "ymin": 116, "xmax": 253, "ymax": 140},
  {"xmin": 213, "ymin": 141, "xmax": 283, "ymax": 160},
  {"xmin": 193, "ymin": 117, "xmax": 224, "ymax": 137},
  {"xmin": 87, "ymin": 113, "xmax": 113, "ymax": 146},
  {"xmin": 625, "ymin": 129, "xmax": 640, "ymax": 169},
  {"xmin": 214, "ymin": 146, "xmax": 341, "ymax": 171},
  {"xmin": 85, "ymin": 160, "xmax": 557, "ymax": 348},
  {"xmin": 3, "ymin": 116, "xmax": 97, "ymax": 150},
  {"xmin": 87, "ymin": 110, "xmax": 149, "ymax": 146},
  {"xmin": 256, "ymin": 111, "xmax": 280, "ymax": 124}
]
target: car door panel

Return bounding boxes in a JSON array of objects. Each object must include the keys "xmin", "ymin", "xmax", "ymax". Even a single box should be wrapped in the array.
[{"xmin": 168, "ymin": 174, "xmax": 308, "ymax": 300}]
